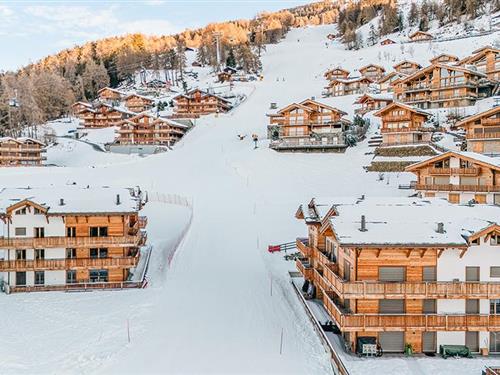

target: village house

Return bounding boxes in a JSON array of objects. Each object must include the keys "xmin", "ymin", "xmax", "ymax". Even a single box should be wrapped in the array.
[
  {"xmin": 173, "ymin": 89, "xmax": 232, "ymax": 118},
  {"xmin": 393, "ymin": 60, "xmax": 422, "ymax": 75},
  {"xmin": 409, "ymin": 30, "xmax": 433, "ymax": 42},
  {"xmin": 393, "ymin": 63, "xmax": 494, "ymax": 109},
  {"xmin": 359, "ymin": 64, "xmax": 386, "ymax": 81},
  {"xmin": 458, "ymin": 46, "xmax": 500, "ymax": 81},
  {"xmin": 377, "ymin": 72, "xmax": 407, "ymax": 93},
  {"xmin": 380, "ymin": 38, "xmax": 396, "ymax": 45},
  {"xmin": 71, "ymin": 101, "xmax": 92, "ymax": 116},
  {"xmin": 79, "ymin": 103, "xmax": 135, "ymax": 128},
  {"xmin": 295, "ymin": 196, "xmax": 500, "ymax": 355},
  {"xmin": 406, "ymin": 151, "xmax": 500, "ymax": 205},
  {"xmin": 267, "ymin": 99, "xmax": 351, "ymax": 152},
  {"xmin": 97, "ymin": 87, "xmax": 125, "ymax": 103},
  {"xmin": 324, "ymin": 68, "xmax": 350, "ymax": 81},
  {"xmin": 0, "ymin": 186, "xmax": 148, "ymax": 293},
  {"xmin": 429, "ymin": 53, "xmax": 459, "ymax": 65},
  {"xmin": 354, "ymin": 93, "xmax": 393, "ymax": 115},
  {"xmin": 374, "ymin": 102, "xmax": 433, "ymax": 146},
  {"xmin": 325, "ymin": 77, "xmax": 373, "ymax": 97},
  {"xmin": 124, "ymin": 94, "xmax": 154, "ymax": 113},
  {"xmin": 0, "ymin": 137, "xmax": 46, "ymax": 167},
  {"xmin": 456, "ymin": 106, "xmax": 500, "ymax": 155},
  {"xmin": 217, "ymin": 66, "xmax": 238, "ymax": 83},
  {"xmin": 116, "ymin": 113, "xmax": 189, "ymax": 146}
]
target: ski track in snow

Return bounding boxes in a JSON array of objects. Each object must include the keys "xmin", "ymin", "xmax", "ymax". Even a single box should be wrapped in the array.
[{"xmin": 0, "ymin": 25, "xmax": 500, "ymax": 374}]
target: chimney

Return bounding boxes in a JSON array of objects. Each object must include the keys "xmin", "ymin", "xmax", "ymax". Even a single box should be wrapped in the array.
[
  {"xmin": 311, "ymin": 96, "xmax": 316, "ymax": 100},
  {"xmin": 436, "ymin": 222, "xmax": 444, "ymax": 234},
  {"xmin": 59, "ymin": 198, "xmax": 65, "ymax": 206},
  {"xmin": 360, "ymin": 215, "xmax": 367, "ymax": 232},
  {"xmin": 116, "ymin": 194, "xmax": 121, "ymax": 205}
]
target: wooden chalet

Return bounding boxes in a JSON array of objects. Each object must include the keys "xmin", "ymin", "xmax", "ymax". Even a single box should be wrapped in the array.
[
  {"xmin": 406, "ymin": 151, "xmax": 500, "ymax": 204},
  {"xmin": 218, "ymin": 66, "xmax": 238, "ymax": 83},
  {"xmin": 456, "ymin": 106, "xmax": 500, "ymax": 155},
  {"xmin": 393, "ymin": 63, "xmax": 494, "ymax": 109},
  {"xmin": 429, "ymin": 53, "xmax": 459, "ymax": 65},
  {"xmin": 409, "ymin": 30, "xmax": 433, "ymax": 42},
  {"xmin": 377, "ymin": 71, "xmax": 407, "ymax": 93},
  {"xmin": 116, "ymin": 113, "xmax": 189, "ymax": 146},
  {"xmin": 267, "ymin": 99, "xmax": 351, "ymax": 152},
  {"xmin": 359, "ymin": 64, "xmax": 386, "ymax": 81},
  {"xmin": 458, "ymin": 46, "xmax": 500, "ymax": 81},
  {"xmin": 0, "ymin": 186, "xmax": 148, "ymax": 293},
  {"xmin": 124, "ymin": 94, "xmax": 154, "ymax": 113},
  {"xmin": 97, "ymin": 87, "xmax": 125, "ymax": 102},
  {"xmin": 71, "ymin": 101, "xmax": 92, "ymax": 116},
  {"xmin": 374, "ymin": 102, "xmax": 432, "ymax": 146},
  {"xmin": 325, "ymin": 77, "xmax": 373, "ymax": 97},
  {"xmin": 79, "ymin": 103, "xmax": 135, "ymax": 128},
  {"xmin": 393, "ymin": 60, "xmax": 422, "ymax": 75},
  {"xmin": 380, "ymin": 38, "xmax": 396, "ymax": 45},
  {"xmin": 354, "ymin": 94, "xmax": 393, "ymax": 115},
  {"xmin": 324, "ymin": 68, "xmax": 350, "ymax": 81},
  {"xmin": 295, "ymin": 197, "xmax": 500, "ymax": 354},
  {"xmin": 0, "ymin": 137, "xmax": 46, "ymax": 167},
  {"xmin": 173, "ymin": 89, "xmax": 232, "ymax": 118}
]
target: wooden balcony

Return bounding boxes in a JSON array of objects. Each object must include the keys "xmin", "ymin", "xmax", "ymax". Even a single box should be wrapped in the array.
[
  {"xmin": 296, "ymin": 238, "xmax": 311, "ymax": 257},
  {"xmin": 7, "ymin": 280, "xmax": 145, "ymax": 294},
  {"xmin": 415, "ymin": 184, "xmax": 500, "ymax": 192},
  {"xmin": 0, "ymin": 256, "xmax": 139, "ymax": 271},
  {"xmin": 0, "ymin": 233, "xmax": 146, "ymax": 249},
  {"xmin": 381, "ymin": 127, "xmax": 436, "ymax": 134},
  {"xmin": 311, "ymin": 246, "xmax": 334, "ymax": 268},
  {"xmin": 296, "ymin": 258, "xmax": 314, "ymax": 280},
  {"xmin": 319, "ymin": 263, "xmax": 500, "ymax": 299},
  {"xmin": 468, "ymin": 132, "xmax": 500, "ymax": 140},
  {"xmin": 320, "ymin": 286, "xmax": 500, "ymax": 332},
  {"xmin": 481, "ymin": 119, "xmax": 500, "ymax": 126},
  {"xmin": 428, "ymin": 167, "xmax": 480, "ymax": 176}
]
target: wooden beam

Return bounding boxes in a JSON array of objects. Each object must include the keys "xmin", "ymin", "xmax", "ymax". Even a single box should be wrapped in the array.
[
  {"xmin": 356, "ymin": 248, "xmax": 362, "ymax": 257},
  {"xmin": 376, "ymin": 249, "xmax": 382, "ymax": 258},
  {"xmin": 459, "ymin": 248, "xmax": 468, "ymax": 258},
  {"xmin": 406, "ymin": 249, "xmax": 412, "ymax": 258},
  {"xmin": 420, "ymin": 249, "xmax": 427, "ymax": 258},
  {"xmin": 437, "ymin": 249, "xmax": 445, "ymax": 258}
]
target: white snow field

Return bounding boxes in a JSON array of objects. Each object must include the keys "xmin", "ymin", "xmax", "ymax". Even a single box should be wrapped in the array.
[{"xmin": 1, "ymin": 25, "xmax": 500, "ymax": 374}]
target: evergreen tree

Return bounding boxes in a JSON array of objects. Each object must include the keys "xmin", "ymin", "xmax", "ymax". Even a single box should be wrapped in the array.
[
  {"xmin": 226, "ymin": 49, "xmax": 237, "ymax": 68},
  {"xmin": 367, "ymin": 24, "xmax": 378, "ymax": 46},
  {"xmin": 408, "ymin": 3, "xmax": 420, "ymax": 26}
]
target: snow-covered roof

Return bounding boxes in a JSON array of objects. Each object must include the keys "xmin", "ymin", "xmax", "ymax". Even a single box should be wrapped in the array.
[
  {"xmin": 0, "ymin": 186, "xmax": 140, "ymax": 215},
  {"xmin": 373, "ymin": 101, "xmax": 431, "ymax": 117},
  {"xmin": 0, "ymin": 137, "xmax": 45, "ymax": 145},
  {"xmin": 406, "ymin": 150, "xmax": 500, "ymax": 171},
  {"xmin": 355, "ymin": 93, "xmax": 394, "ymax": 104},
  {"xmin": 300, "ymin": 197, "xmax": 499, "ymax": 247}
]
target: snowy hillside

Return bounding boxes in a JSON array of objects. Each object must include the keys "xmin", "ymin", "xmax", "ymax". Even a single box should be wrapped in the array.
[{"xmin": 0, "ymin": 24, "xmax": 499, "ymax": 375}]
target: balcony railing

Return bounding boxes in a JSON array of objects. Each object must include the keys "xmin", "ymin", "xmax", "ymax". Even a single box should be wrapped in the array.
[
  {"xmin": 320, "ymin": 286, "xmax": 500, "ymax": 332},
  {"xmin": 270, "ymin": 137, "xmax": 346, "ymax": 150},
  {"xmin": 0, "ymin": 256, "xmax": 139, "ymax": 271},
  {"xmin": 380, "ymin": 127, "xmax": 435, "ymax": 134},
  {"xmin": 0, "ymin": 232, "xmax": 146, "ymax": 249},
  {"xmin": 468, "ymin": 132, "xmax": 500, "ymax": 139},
  {"xmin": 296, "ymin": 258, "xmax": 314, "ymax": 280},
  {"xmin": 415, "ymin": 184, "xmax": 500, "ymax": 192},
  {"xmin": 428, "ymin": 167, "xmax": 480, "ymax": 176},
  {"xmin": 7, "ymin": 280, "xmax": 145, "ymax": 294},
  {"xmin": 296, "ymin": 238, "xmax": 312, "ymax": 257}
]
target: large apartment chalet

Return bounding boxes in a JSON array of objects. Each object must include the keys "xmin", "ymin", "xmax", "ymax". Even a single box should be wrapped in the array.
[
  {"xmin": 324, "ymin": 68, "xmax": 350, "ymax": 81},
  {"xmin": 0, "ymin": 137, "xmax": 46, "ymax": 167},
  {"xmin": 78, "ymin": 103, "xmax": 135, "ymax": 128},
  {"xmin": 377, "ymin": 71, "xmax": 407, "ymax": 93},
  {"xmin": 116, "ymin": 113, "xmax": 189, "ymax": 146},
  {"xmin": 409, "ymin": 30, "xmax": 433, "ymax": 42},
  {"xmin": 325, "ymin": 77, "xmax": 373, "ymax": 97},
  {"xmin": 0, "ymin": 186, "xmax": 148, "ymax": 293},
  {"xmin": 393, "ymin": 60, "xmax": 422, "ymax": 75},
  {"xmin": 173, "ymin": 89, "xmax": 232, "ymax": 118},
  {"xmin": 429, "ymin": 53, "xmax": 459, "ymax": 65},
  {"xmin": 98, "ymin": 87, "xmax": 125, "ymax": 102},
  {"xmin": 394, "ymin": 63, "xmax": 494, "ymax": 109},
  {"xmin": 374, "ymin": 102, "xmax": 433, "ymax": 146},
  {"xmin": 267, "ymin": 99, "xmax": 351, "ymax": 152},
  {"xmin": 295, "ymin": 197, "xmax": 500, "ymax": 354},
  {"xmin": 406, "ymin": 151, "xmax": 500, "ymax": 205},
  {"xmin": 456, "ymin": 106, "xmax": 500, "ymax": 155},
  {"xmin": 124, "ymin": 94, "xmax": 154, "ymax": 113},
  {"xmin": 458, "ymin": 46, "xmax": 500, "ymax": 81},
  {"xmin": 354, "ymin": 93, "xmax": 393, "ymax": 115},
  {"xmin": 359, "ymin": 64, "xmax": 386, "ymax": 81}
]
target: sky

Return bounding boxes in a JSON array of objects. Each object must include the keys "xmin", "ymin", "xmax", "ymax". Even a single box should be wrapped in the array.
[{"xmin": 0, "ymin": 0, "xmax": 312, "ymax": 71}]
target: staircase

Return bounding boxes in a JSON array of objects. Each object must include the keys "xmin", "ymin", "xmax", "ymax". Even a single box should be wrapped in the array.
[{"xmin": 368, "ymin": 135, "xmax": 383, "ymax": 147}]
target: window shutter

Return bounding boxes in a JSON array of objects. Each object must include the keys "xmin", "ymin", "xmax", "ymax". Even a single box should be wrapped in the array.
[{"xmin": 491, "ymin": 267, "xmax": 500, "ymax": 278}]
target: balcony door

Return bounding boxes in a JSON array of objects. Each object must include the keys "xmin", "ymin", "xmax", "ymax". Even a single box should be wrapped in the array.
[
  {"xmin": 15, "ymin": 272, "xmax": 26, "ymax": 286},
  {"xmin": 379, "ymin": 332, "xmax": 404, "ymax": 353},
  {"xmin": 465, "ymin": 332, "xmax": 479, "ymax": 352},
  {"xmin": 422, "ymin": 332, "xmax": 436, "ymax": 353},
  {"xmin": 379, "ymin": 267, "xmax": 405, "ymax": 282}
]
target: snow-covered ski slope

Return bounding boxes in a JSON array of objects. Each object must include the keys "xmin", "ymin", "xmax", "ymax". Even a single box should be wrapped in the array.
[{"xmin": 0, "ymin": 25, "xmax": 499, "ymax": 374}]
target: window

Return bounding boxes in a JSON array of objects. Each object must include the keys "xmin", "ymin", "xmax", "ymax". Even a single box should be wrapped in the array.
[
  {"xmin": 34, "ymin": 227, "xmax": 45, "ymax": 238},
  {"xmin": 66, "ymin": 227, "xmax": 76, "ymax": 237},
  {"xmin": 15, "ymin": 207, "xmax": 26, "ymax": 215},
  {"xmin": 90, "ymin": 248, "xmax": 108, "ymax": 259},
  {"xmin": 34, "ymin": 271, "xmax": 45, "ymax": 285},
  {"xmin": 89, "ymin": 269, "xmax": 108, "ymax": 283},
  {"xmin": 66, "ymin": 248, "xmax": 76, "ymax": 259},
  {"xmin": 33, "ymin": 207, "xmax": 43, "ymax": 215},
  {"xmin": 35, "ymin": 249, "xmax": 45, "ymax": 260},
  {"xmin": 470, "ymin": 238, "xmax": 480, "ymax": 245},
  {"xmin": 491, "ymin": 267, "xmax": 500, "ymax": 278},
  {"xmin": 66, "ymin": 270, "xmax": 76, "ymax": 284},
  {"xmin": 16, "ymin": 272, "xmax": 26, "ymax": 286},
  {"xmin": 15, "ymin": 250, "xmax": 26, "ymax": 260},
  {"xmin": 491, "ymin": 235, "xmax": 500, "ymax": 246},
  {"xmin": 89, "ymin": 227, "xmax": 108, "ymax": 237},
  {"xmin": 15, "ymin": 227, "xmax": 26, "ymax": 236}
]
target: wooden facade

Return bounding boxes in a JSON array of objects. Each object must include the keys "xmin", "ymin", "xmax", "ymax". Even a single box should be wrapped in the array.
[
  {"xmin": 377, "ymin": 72, "xmax": 406, "ymax": 93},
  {"xmin": 79, "ymin": 103, "xmax": 134, "ymax": 128},
  {"xmin": 359, "ymin": 64, "xmax": 386, "ymax": 81},
  {"xmin": 429, "ymin": 54, "xmax": 459, "ymax": 65},
  {"xmin": 456, "ymin": 106, "xmax": 500, "ymax": 155},
  {"xmin": 374, "ymin": 102, "xmax": 432, "ymax": 146},
  {"xmin": 124, "ymin": 94, "xmax": 154, "ymax": 113},
  {"xmin": 98, "ymin": 87, "xmax": 124, "ymax": 102},
  {"xmin": 325, "ymin": 77, "xmax": 373, "ymax": 97},
  {"xmin": 324, "ymin": 68, "xmax": 350, "ymax": 81},
  {"xmin": 267, "ymin": 99, "xmax": 350, "ymax": 152},
  {"xmin": 380, "ymin": 38, "xmax": 396, "ymax": 45},
  {"xmin": 354, "ymin": 94, "xmax": 393, "ymax": 115},
  {"xmin": 409, "ymin": 31, "xmax": 433, "ymax": 42},
  {"xmin": 458, "ymin": 46, "xmax": 500, "ymax": 81},
  {"xmin": 294, "ymin": 198, "xmax": 500, "ymax": 354},
  {"xmin": 0, "ymin": 137, "xmax": 46, "ymax": 167},
  {"xmin": 173, "ymin": 89, "xmax": 232, "ymax": 118},
  {"xmin": 116, "ymin": 113, "xmax": 188, "ymax": 146},
  {"xmin": 0, "ymin": 188, "xmax": 147, "ymax": 293},
  {"xmin": 71, "ymin": 101, "xmax": 92, "ymax": 116},
  {"xmin": 406, "ymin": 151, "xmax": 500, "ymax": 204},
  {"xmin": 394, "ymin": 63, "xmax": 493, "ymax": 109},
  {"xmin": 393, "ymin": 60, "xmax": 422, "ymax": 75}
]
